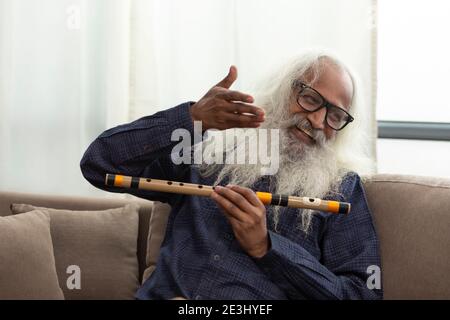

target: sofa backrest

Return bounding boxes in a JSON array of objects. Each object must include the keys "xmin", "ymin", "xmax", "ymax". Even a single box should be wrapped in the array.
[{"xmin": 363, "ymin": 174, "xmax": 450, "ymax": 299}]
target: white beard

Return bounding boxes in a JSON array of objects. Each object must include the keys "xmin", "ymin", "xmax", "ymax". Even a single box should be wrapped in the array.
[{"xmin": 196, "ymin": 113, "xmax": 349, "ymax": 232}]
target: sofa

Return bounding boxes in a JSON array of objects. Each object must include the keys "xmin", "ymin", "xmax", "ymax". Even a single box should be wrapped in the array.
[{"xmin": 0, "ymin": 174, "xmax": 449, "ymax": 300}]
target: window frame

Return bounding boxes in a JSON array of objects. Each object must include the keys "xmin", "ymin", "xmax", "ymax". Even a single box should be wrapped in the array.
[{"xmin": 378, "ymin": 121, "xmax": 450, "ymax": 141}]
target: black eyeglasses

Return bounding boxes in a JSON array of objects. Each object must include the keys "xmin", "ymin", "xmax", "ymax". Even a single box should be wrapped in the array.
[{"xmin": 293, "ymin": 81, "xmax": 354, "ymax": 131}]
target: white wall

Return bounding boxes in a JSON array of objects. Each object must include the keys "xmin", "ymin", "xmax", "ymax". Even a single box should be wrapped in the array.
[
  {"xmin": 377, "ymin": 139, "xmax": 450, "ymax": 179},
  {"xmin": 376, "ymin": 0, "xmax": 450, "ymax": 180}
]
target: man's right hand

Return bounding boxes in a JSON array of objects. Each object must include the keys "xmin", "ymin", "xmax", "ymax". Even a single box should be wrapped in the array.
[{"xmin": 190, "ymin": 66, "xmax": 266, "ymax": 131}]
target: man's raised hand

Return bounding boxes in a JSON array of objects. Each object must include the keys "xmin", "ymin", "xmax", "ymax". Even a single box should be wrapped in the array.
[{"xmin": 190, "ymin": 66, "xmax": 265, "ymax": 131}]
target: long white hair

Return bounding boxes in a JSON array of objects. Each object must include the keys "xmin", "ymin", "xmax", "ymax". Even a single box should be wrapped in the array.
[
  {"xmin": 250, "ymin": 49, "xmax": 375, "ymax": 175},
  {"xmin": 195, "ymin": 49, "xmax": 375, "ymax": 232}
]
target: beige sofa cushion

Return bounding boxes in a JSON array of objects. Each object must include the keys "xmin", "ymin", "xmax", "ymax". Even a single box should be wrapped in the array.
[
  {"xmin": 363, "ymin": 174, "xmax": 450, "ymax": 299},
  {"xmin": 0, "ymin": 191, "xmax": 153, "ymax": 284},
  {"xmin": 143, "ymin": 201, "xmax": 171, "ymax": 282},
  {"xmin": 0, "ymin": 210, "xmax": 64, "ymax": 299},
  {"xmin": 11, "ymin": 203, "xmax": 140, "ymax": 300}
]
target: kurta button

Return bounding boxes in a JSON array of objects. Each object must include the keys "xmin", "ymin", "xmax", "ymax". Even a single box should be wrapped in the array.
[
  {"xmin": 195, "ymin": 295, "xmax": 201, "ymax": 300},
  {"xmin": 213, "ymin": 254, "xmax": 220, "ymax": 261}
]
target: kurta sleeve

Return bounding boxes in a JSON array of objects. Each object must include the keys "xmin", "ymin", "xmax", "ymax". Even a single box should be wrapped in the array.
[{"xmin": 80, "ymin": 102, "xmax": 197, "ymax": 205}]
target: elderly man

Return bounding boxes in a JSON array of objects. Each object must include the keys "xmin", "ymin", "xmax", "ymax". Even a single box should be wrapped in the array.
[{"xmin": 80, "ymin": 51, "xmax": 383, "ymax": 300}]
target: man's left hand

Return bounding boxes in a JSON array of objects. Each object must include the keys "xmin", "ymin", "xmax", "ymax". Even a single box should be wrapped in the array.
[{"xmin": 211, "ymin": 185, "xmax": 269, "ymax": 258}]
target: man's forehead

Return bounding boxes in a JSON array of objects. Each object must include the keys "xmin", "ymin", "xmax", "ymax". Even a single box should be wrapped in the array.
[{"xmin": 298, "ymin": 62, "xmax": 353, "ymax": 111}]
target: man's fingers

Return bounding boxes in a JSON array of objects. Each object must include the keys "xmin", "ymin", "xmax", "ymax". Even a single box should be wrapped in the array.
[
  {"xmin": 229, "ymin": 185, "xmax": 264, "ymax": 208},
  {"xmin": 216, "ymin": 90, "xmax": 254, "ymax": 103},
  {"xmin": 216, "ymin": 203, "xmax": 243, "ymax": 231},
  {"xmin": 220, "ymin": 112, "xmax": 264, "ymax": 128},
  {"xmin": 214, "ymin": 186, "xmax": 257, "ymax": 215},
  {"xmin": 211, "ymin": 191, "xmax": 251, "ymax": 223},
  {"xmin": 215, "ymin": 66, "xmax": 238, "ymax": 89},
  {"xmin": 223, "ymin": 102, "xmax": 265, "ymax": 118}
]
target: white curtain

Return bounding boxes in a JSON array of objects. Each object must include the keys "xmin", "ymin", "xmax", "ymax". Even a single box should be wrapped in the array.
[
  {"xmin": 0, "ymin": 0, "xmax": 377, "ymax": 197},
  {"xmin": 0, "ymin": 0, "xmax": 130, "ymax": 196}
]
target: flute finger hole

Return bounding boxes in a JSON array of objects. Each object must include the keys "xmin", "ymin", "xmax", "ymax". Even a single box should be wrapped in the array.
[
  {"xmin": 167, "ymin": 181, "xmax": 173, "ymax": 185},
  {"xmin": 179, "ymin": 183, "xmax": 184, "ymax": 186},
  {"xmin": 198, "ymin": 185, "xmax": 203, "ymax": 188},
  {"xmin": 146, "ymin": 179, "xmax": 152, "ymax": 182}
]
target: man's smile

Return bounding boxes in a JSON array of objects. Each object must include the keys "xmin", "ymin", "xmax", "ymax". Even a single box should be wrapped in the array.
[{"xmin": 290, "ymin": 124, "xmax": 316, "ymax": 145}]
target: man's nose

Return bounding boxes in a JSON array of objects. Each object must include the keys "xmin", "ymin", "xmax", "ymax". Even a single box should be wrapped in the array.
[{"xmin": 306, "ymin": 107, "xmax": 327, "ymax": 130}]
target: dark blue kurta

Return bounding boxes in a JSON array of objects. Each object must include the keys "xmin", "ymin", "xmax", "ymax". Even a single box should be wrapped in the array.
[{"xmin": 80, "ymin": 102, "xmax": 383, "ymax": 300}]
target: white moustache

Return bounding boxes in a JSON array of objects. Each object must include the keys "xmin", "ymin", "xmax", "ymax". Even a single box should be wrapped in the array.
[{"xmin": 281, "ymin": 114, "xmax": 327, "ymax": 147}]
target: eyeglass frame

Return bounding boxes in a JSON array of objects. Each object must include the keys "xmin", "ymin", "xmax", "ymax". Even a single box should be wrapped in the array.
[{"xmin": 293, "ymin": 80, "xmax": 354, "ymax": 131}]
